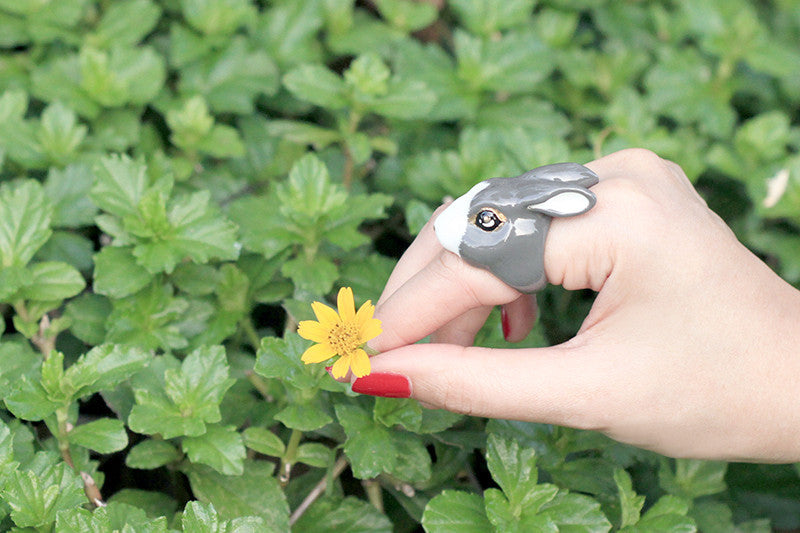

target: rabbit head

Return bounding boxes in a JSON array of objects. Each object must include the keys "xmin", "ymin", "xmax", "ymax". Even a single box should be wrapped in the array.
[{"xmin": 434, "ymin": 163, "xmax": 599, "ymax": 292}]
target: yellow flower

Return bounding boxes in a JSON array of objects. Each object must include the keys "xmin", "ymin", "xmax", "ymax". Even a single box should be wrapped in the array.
[{"xmin": 297, "ymin": 287, "xmax": 382, "ymax": 379}]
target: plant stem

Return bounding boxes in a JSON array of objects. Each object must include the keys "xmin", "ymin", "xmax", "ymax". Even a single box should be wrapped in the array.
[
  {"xmin": 279, "ymin": 429, "xmax": 303, "ymax": 486},
  {"xmin": 289, "ymin": 456, "xmax": 349, "ymax": 526},
  {"xmin": 241, "ymin": 317, "xmax": 262, "ymax": 352},
  {"xmin": 363, "ymin": 478, "xmax": 384, "ymax": 513},
  {"xmin": 246, "ymin": 371, "xmax": 272, "ymax": 401}
]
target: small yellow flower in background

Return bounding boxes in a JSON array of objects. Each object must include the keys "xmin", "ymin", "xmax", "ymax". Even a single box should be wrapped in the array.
[{"xmin": 297, "ymin": 287, "xmax": 382, "ymax": 379}]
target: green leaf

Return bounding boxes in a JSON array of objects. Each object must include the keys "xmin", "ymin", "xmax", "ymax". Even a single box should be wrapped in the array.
[
  {"xmin": 179, "ymin": 36, "xmax": 279, "ymax": 114},
  {"xmin": 36, "ymin": 101, "xmax": 86, "ymax": 164},
  {"xmin": 182, "ymin": 501, "xmax": 266, "ymax": 533},
  {"xmin": 43, "ymin": 163, "xmax": 98, "ymax": 228},
  {"xmin": 64, "ymin": 293, "xmax": 110, "ymax": 345},
  {"xmin": 292, "ymin": 496, "xmax": 393, "ymax": 533},
  {"xmin": 345, "ymin": 54, "xmax": 390, "ymax": 96},
  {"xmin": 90, "ymin": 154, "xmax": 150, "ymax": 218},
  {"xmin": 374, "ymin": 0, "xmax": 437, "ymax": 32},
  {"xmin": 3, "ymin": 376, "xmax": 61, "ymax": 421},
  {"xmin": 182, "ymin": 425, "xmax": 246, "ymax": 476},
  {"xmin": 131, "ymin": 190, "xmax": 240, "ymax": 274},
  {"xmin": 281, "ymin": 256, "xmax": 338, "ymax": 295},
  {"xmin": 254, "ymin": 0, "xmax": 324, "ymax": 68},
  {"xmin": 449, "ymin": 0, "xmax": 535, "ymax": 35},
  {"xmin": 80, "ymin": 45, "xmax": 167, "ymax": 107},
  {"xmin": 129, "ymin": 346, "xmax": 234, "ymax": 438},
  {"xmin": 2, "ymin": 457, "xmax": 85, "ymax": 529},
  {"xmin": 622, "ymin": 495, "xmax": 695, "ymax": 533},
  {"xmin": 126, "ymin": 439, "xmax": 182, "ymax": 469},
  {"xmin": 55, "ymin": 501, "xmax": 170, "ymax": 533},
  {"xmin": 614, "ymin": 468, "xmax": 645, "ymax": 528},
  {"xmin": 93, "ymin": 245, "xmax": 153, "ymax": 298},
  {"xmin": 283, "ymin": 64, "xmax": 349, "ymax": 109},
  {"xmin": 254, "ymin": 334, "xmax": 324, "ymax": 391},
  {"xmin": 361, "ymin": 79, "xmax": 437, "ymax": 119},
  {"xmin": 242, "ymin": 427, "xmax": 285, "ymax": 457},
  {"xmin": 68, "ymin": 417, "xmax": 128, "ymax": 453},
  {"xmin": 67, "ymin": 344, "xmax": 151, "ymax": 399},
  {"xmin": 485, "ymin": 434, "xmax": 541, "ymax": 511},
  {"xmin": 422, "ymin": 490, "xmax": 492, "ymax": 533},
  {"xmin": 186, "ymin": 460, "xmax": 290, "ymax": 531},
  {"xmin": 18, "ymin": 261, "xmax": 85, "ymax": 301},
  {"xmin": 0, "ymin": 340, "xmax": 40, "ymax": 401},
  {"xmin": 296, "ymin": 442, "xmax": 334, "ymax": 468},
  {"xmin": 89, "ymin": 0, "xmax": 162, "ymax": 48},
  {"xmin": 181, "ymin": 0, "xmax": 255, "ymax": 36},
  {"xmin": 374, "ymin": 397, "xmax": 423, "ymax": 431},
  {"xmin": 274, "ymin": 402, "xmax": 333, "ymax": 431},
  {"xmin": 106, "ymin": 282, "xmax": 189, "ymax": 350},
  {"xmin": 0, "ymin": 180, "xmax": 53, "ymax": 268},
  {"xmin": 335, "ymin": 403, "xmax": 395, "ymax": 479},
  {"xmin": 659, "ymin": 458, "xmax": 727, "ymax": 499},
  {"xmin": 537, "ymin": 491, "xmax": 612, "ymax": 533}
]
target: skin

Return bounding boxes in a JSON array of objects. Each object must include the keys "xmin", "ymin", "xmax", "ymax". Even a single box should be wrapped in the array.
[{"xmin": 364, "ymin": 148, "xmax": 800, "ymax": 463}]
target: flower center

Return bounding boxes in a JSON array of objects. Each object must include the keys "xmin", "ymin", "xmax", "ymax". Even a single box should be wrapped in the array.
[{"xmin": 328, "ymin": 321, "xmax": 361, "ymax": 355}]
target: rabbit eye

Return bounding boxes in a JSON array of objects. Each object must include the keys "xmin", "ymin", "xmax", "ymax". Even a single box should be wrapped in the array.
[{"xmin": 475, "ymin": 209, "xmax": 503, "ymax": 231}]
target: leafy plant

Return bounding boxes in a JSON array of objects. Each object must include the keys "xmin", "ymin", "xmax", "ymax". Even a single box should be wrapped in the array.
[{"xmin": 0, "ymin": 0, "xmax": 798, "ymax": 531}]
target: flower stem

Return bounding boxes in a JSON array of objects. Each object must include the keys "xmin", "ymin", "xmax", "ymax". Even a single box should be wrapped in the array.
[{"xmin": 241, "ymin": 317, "xmax": 262, "ymax": 351}]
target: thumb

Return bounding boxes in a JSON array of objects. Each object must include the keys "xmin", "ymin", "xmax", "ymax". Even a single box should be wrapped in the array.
[{"xmin": 352, "ymin": 342, "xmax": 612, "ymax": 429}]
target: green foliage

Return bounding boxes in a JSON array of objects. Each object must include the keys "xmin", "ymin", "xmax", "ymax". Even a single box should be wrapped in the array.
[{"xmin": 0, "ymin": 0, "xmax": 798, "ymax": 530}]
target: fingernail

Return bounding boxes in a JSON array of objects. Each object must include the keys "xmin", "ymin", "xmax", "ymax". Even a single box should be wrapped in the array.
[
  {"xmin": 351, "ymin": 373, "xmax": 411, "ymax": 398},
  {"xmin": 501, "ymin": 307, "xmax": 510, "ymax": 341}
]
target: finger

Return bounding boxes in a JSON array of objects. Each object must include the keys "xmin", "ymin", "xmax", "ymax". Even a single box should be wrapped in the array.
[
  {"xmin": 359, "ymin": 342, "xmax": 612, "ymax": 429},
  {"xmin": 372, "ymin": 250, "xmax": 520, "ymax": 352},
  {"xmin": 501, "ymin": 294, "xmax": 538, "ymax": 343},
  {"xmin": 377, "ymin": 204, "xmax": 449, "ymax": 307},
  {"xmin": 429, "ymin": 306, "xmax": 493, "ymax": 346}
]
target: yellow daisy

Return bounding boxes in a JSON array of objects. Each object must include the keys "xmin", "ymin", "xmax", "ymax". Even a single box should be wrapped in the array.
[{"xmin": 297, "ymin": 287, "xmax": 382, "ymax": 379}]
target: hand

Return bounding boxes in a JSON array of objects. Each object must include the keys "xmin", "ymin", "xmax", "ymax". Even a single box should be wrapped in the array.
[{"xmin": 357, "ymin": 148, "xmax": 800, "ymax": 462}]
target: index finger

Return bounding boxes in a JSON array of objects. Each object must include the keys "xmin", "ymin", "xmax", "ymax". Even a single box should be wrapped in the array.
[{"xmin": 371, "ymin": 249, "xmax": 520, "ymax": 352}]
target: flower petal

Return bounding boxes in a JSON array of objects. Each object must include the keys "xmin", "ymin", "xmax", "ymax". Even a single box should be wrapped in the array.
[
  {"xmin": 330, "ymin": 354, "xmax": 351, "ymax": 379},
  {"xmin": 359, "ymin": 318, "xmax": 382, "ymax": 343},
  {"xmin": 337, "ymin": 287, "xmax": 356, "ymax": 322},
  {"xmin": 297, "ymin": 320, "xmax": 329, "ymax": 343},
  {"xmin": 355, "ymin": 300, "xmax": 375, "ymax": 325},
  {"xmin": 311, "ymin": 301, "xmax": 340, "ymax": 326},
  {"xmin": 301, "ymin": 342, "xmax": 336, "ymax": 364},
  {"xmin": 349, "ymin": 348, "xmax": 371, "ymax": 378}
]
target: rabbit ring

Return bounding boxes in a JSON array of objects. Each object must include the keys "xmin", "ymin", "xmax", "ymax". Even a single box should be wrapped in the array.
[{"xmin": 433, "ymin": 163, "xmax": 599, "ymax": 293}]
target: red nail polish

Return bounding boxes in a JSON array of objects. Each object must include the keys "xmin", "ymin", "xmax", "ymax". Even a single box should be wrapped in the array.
[
  {"xmin": 501, "ymin": 307, "xmax": 510, "ymax": 340},
  {"xmin": 352, "ymin": 373, "xmax": 411, "ymax": 398}
]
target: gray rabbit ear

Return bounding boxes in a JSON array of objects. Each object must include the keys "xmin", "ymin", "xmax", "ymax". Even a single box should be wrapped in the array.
[{"xmin": 527, "ymin": 188, "xmax": 596, "ymax": 217}]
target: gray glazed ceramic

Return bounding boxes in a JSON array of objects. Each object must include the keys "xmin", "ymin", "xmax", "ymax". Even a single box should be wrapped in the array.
[{"xmin": 434, "ymin": 162, "xmax": 599, "ymax": 293}]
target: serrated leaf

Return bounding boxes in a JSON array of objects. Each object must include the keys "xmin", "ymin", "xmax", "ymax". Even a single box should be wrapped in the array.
[
  {"xmin": 254, "ymin": 334, "xmax": 322, "ymax": 391},
  {"xmin": 283, "ymin": 64, "xmax": 348, "ymax": 109},
  {"xmin": 43, "ymin": 163, "xmax": 98, "ymax": 228},
  {"xmin": 182, "ymin": 425, "xmax": 245, "ymax": 476},
  {"xmin": 422, "ymin": 490, "xmax": 492, "ymax": 533},
  {"xmin": 18, "ymin": 261, "xmax": 85, "ymax": 301},
  {"xmin": 335, "ymin": 403, "xmax": 395, "ymax": 479},
  {"xmin": 3, "ymin": 376, "xmax": 61, "ymax": 421},
  {"xmin": 186, "ymin": 460, "xmax": 290, "ymax": 531},
  {"xmin": 659, "ymin": 458, "xmax": 727, "ymax": 500},
  {"xmin": 36, "ymin": 101, "xmax": 86, "ymax": 164},
  {"xmin": 93, "ymin": 246, "xmax": 152, "ymax": 298},
  {"xmin": 0, "ymin": 180, "xmax": 53, "ymax": 268},
  {"xmin": 179, "ymin": 36, "xmax": 279, "ymax": 114},
  {"xmin": 2, "ymin": 458, "xmax": 85, "ymax": 529},
  {"xmin": 90, "ymin": 154, "xmax": 149, "ymax": 218},
  {"xmin": 126, "ymin": 439, "xmax": 182, "ymax": 469},
  {"xmin": 181, "ymin": 0, "xmax": 255, "ymax": 36},
  {"xmin": 89, "ymin": 0, "xmax": 162, "ymax": 48},
  {"xmin": 242, "ymin": 427, "xmax": 285, "ymax": 457},
  {"xmin": 615, "ymin": 468, "xmax": 645, "ymax": 528},
  {"xmin": 182, "ymin": 501, "xmax": 265, "ymax": 533},
  {"xmin": 67, "ymin": 344, "xmax": 151, "ymax": 399},
  {"xmin": 106, "ymin": 282, "xmax": 189, "ymax": 350},
  {"xmin": 281, "ymin": 256, "xmax": 338, "ymax": 295},
  {"xmin": 293, "ymin": 496, "xmax": 393, "ymax": 533},
  {"xmin": 486, "ymin": 434, "xmax": 541, "ymax": 511},
  {"xmin": 449, "ymin": 0, "xmax": 535, "ymax": 35},
  {"xmin": 274, "ymin": 402, "xmax": 333, "ymax": 431},
  {"xmin": 68, "ymin": 417, "xmax": 128, "ymax": 453}
]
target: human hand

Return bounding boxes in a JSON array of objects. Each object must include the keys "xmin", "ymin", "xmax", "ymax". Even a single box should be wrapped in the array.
[{"xmin": 353, "ymin": 148, "xmax": 800, "ymax": 462}]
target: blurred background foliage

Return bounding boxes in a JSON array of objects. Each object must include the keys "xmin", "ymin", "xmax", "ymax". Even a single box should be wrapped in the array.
[{"xmin": 0, "ymin": 0, "xmax": 799, "ymax": 531}]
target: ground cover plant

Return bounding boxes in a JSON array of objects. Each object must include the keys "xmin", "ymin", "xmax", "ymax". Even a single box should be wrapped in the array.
[{"xmin": 0, "ymin": 0, "xmax": 799, "ymax": 531}]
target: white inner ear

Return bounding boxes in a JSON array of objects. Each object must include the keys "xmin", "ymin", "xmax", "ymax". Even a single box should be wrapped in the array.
[{"xmin": 530, "ymin": 191, "xmax": 591, "ymax": 216}]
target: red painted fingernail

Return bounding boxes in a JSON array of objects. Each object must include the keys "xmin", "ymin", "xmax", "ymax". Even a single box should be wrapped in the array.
[
  {"xmin": 501, "ymin": 307, "xmax": 510, "ymax": 340},
  {"xmin": 351, "ymin": 373, "xmax": 411, "ymax": 398}
]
